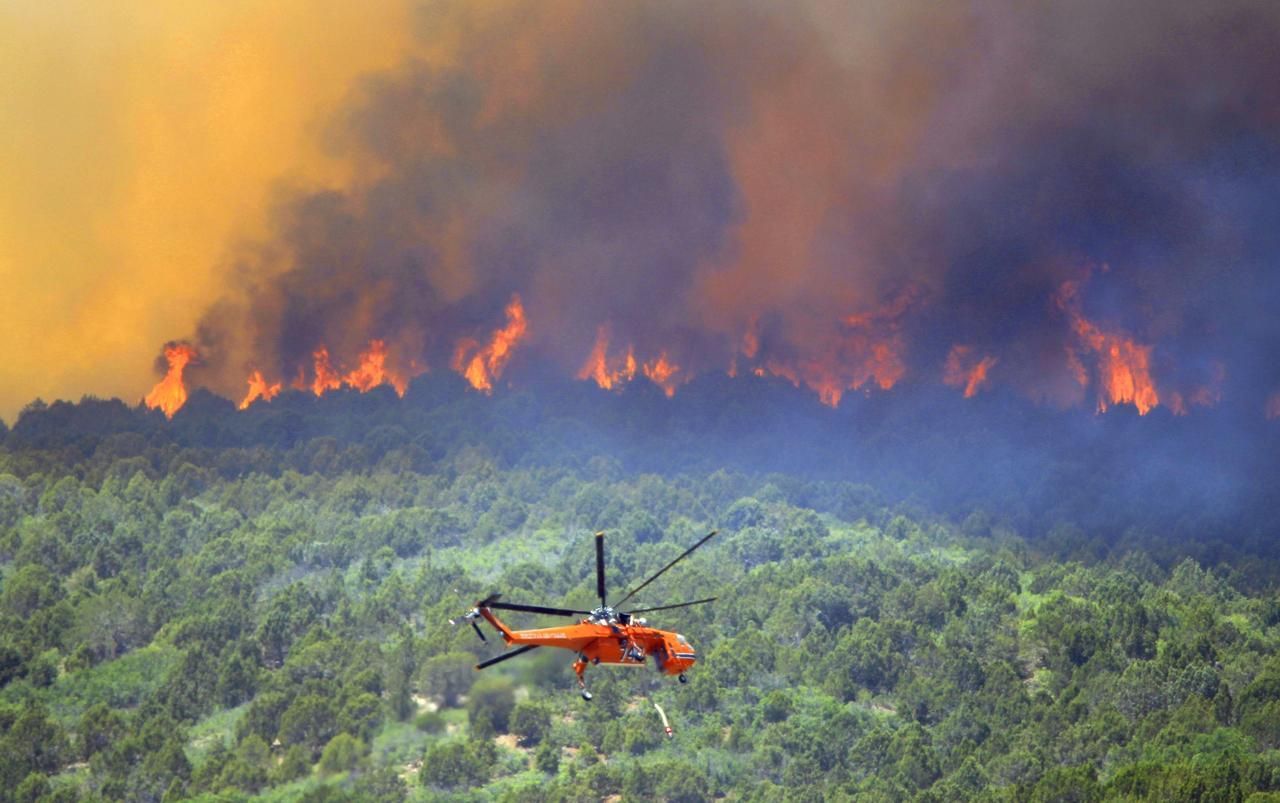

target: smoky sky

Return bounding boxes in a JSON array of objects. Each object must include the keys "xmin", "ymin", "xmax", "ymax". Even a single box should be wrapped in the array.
[{"xmin": 185, "ymin": 0, "xmax": 1280, "ymax": 414}]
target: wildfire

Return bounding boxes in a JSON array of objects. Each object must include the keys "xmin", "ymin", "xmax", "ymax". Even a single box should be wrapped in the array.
[
  {"xmin": 1167, "ymin": 363, "xmax": 1225, "ymax": 416},
  {"xmin": 577, "ymin": 324, "xmax": 694, "ymax": 396},
  {"xmin": 238, "ymin": 370, "xmax": 282, "ymax": 410},
  {"xmin": 642, "ymin": 352, "xmax": 684, "ymax": 397},
  {"xmin": 577, "ymin": 328, "xmax": 690, "ymax": 396},
  {"xmin": 144, "ymin": 344, "xmax": 197, "ymax": 419},
  {"xmin": 741, "ymin": 320, "xmax": 760, "ymax": 360},
  {"xmin": 139, "ymin": 274, "xmax": 1238, "ymax": 418},
  {"xmin": 1056, "ymin": 276, "xmax": 1159, "ymax": 415},
  {"xmin": 746, "ymin": 342, "xmax": 902, "ymax": 408},
  {"xmin": 451, "ymin": 295, "xmax": 528, "ymax": 393},
  {"xmin": 342, "ymin": 339, "xmax": 412, "ymax": 395},
  {"xmin": 309, "ymin": 347, "xmax": 343, "ymax": 396},
  {"xmin": 944, "ymin": 345, "xmax": 998, "ymax": 398},
  {"xmin": 578, "ymin": 326, "xmax": 637, "ymax": 390},
  {"xmin": 769, "ymin": 303, "xmax": 912, "ymax": 407},
  {"xmin": 238, "ymin": 339, "xmax": 420, "ymax": 410},
  {"xmin": 729, "ymin": 321, "xmax": 761, "ymax": 378}
]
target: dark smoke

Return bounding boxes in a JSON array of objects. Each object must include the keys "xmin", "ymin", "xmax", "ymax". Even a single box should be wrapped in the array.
[{"xmin": 184, "ymin": 0, "xmax": 1280, "ymax": 417}]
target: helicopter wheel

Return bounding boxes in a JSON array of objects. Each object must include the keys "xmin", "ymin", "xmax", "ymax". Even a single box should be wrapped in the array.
[
  {"xmin": 581, "ymin": 689, "xmax": 593, "ymax": 701},
  {"xmin": 678, "ymin": 674, "xmax": 688, "ymax": 684}
]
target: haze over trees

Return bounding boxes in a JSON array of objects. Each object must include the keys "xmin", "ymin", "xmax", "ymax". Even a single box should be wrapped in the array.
[{"xmin": 1, "ymin": 381, "xmax": 1279, "ymax": 801}]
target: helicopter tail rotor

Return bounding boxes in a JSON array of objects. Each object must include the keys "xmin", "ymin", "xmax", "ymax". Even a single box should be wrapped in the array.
[
  {"xmin": 448, "ymin": 609, "xmax": 491, "ymax": 643},
  {"xmin": 449, "ymin": 595, "xmax": 504, "ymax": 642}
]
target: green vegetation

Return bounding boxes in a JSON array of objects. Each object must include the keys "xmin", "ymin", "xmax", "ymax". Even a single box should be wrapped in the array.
[{"xmin": 2, "ymin": 412, "xmax": 1280, "ymax": 801}]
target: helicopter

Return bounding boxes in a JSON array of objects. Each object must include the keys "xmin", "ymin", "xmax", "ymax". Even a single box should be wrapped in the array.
[{"xmin": 452, "ymin": 530, "xmax": 717, "ymax": 700}]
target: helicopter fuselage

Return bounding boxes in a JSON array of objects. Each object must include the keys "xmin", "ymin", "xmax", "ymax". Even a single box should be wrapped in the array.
[{"xmin": 478, "ymin": 606, "xmax": 697, "ymax": 676}]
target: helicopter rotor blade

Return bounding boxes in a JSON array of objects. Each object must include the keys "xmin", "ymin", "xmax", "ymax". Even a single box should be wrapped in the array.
[
  {"xmin": 627, "ymin": 597, "xmax": 717, "ymax": 614},
  {"xmin": 485, "ymin": 600, "xmax": 590, "ymax": 617},
  {"xmin": 595, "ymin": 531, "xmax": 607, "ymax": 607},
  {"xmin": 475, "ymin": 644, "xmax": 539, "ymax": 670},
  {"xmin": 614, "ymin": 530, "xmax": 718, "ymax": 609},
  {"xmin": 470, "ymin": 621, "xmax": 488, "ymax": 643}
]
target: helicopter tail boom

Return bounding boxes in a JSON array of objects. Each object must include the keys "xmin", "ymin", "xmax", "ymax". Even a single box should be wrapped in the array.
[{"xmin": 477, "ymin": 605, "xmax": 517, "ymax": 643}]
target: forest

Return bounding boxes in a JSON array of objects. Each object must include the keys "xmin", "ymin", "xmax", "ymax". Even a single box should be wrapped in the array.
[{"xmin": 2, "ymin": 379, "xmax": 1280, "ymax": 801}]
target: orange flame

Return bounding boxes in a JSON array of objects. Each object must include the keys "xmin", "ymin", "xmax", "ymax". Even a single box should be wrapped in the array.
[
  {"xmin": 578, "ymin": 326, "xmax": 637, "ymax": 390},
  {"xmin": 1056, "ymin": 276, "xmax": 1159, "ymax": 415},
  {"xmin": 248, "ymin": 340, "xmax": 422, "ymax": 408},
  {"xmin": 144, "ymin": 343, "xmax": 197, "ymax": 419},
  {"xmin": 751, "ymin": 292, "xmax": 915, "ymax": 407},
  {"xmin": 729, "ymin": 319, "xmax": 761, "ymax": 378},
  {"xmin": 762, "ymin": 311, "xmax": 906, "ymax": 407},
  {"xmin": 238, "ymin": 370, "xmax": 282, "ymax": 410},
  {"xmin": 311, "ymin": 346, "xmax": 343, "ymax": 396},
  {"xmin": 729, "ymin": 328, "xmax": 908, "ymax": 407},
  {"xmin": 342, "ymin": 339, "xmax": 413, "ymax": 396},
  {"xmin": 944, "ymin": 345, "xmax": 998, "ymax": 398},
  {"xmin": 642, "ymin": 352, "xmax": 684, "ymax": 397},
  {"xmin": 451, "ymin": 295, "xmax": 528, "ymax": 393},
  {"xmin": 577, "ymin": 326, "xmax": 691, "ymax": 396}
]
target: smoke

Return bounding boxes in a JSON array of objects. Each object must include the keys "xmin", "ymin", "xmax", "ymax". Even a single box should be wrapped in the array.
[
  {"xmin": 178, "ymin": 0, "xmax": 1280, "ymax": 416},
  {"xmin": 0, "ymin": 0, "xmax": 416, "ymax": 421}
]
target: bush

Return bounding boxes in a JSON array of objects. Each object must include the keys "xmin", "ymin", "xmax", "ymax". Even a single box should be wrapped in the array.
[
  {"xmin": 414, "ymin": 710, "xmax": 445, "ymax": 733},
  {"xmin": 420, "ymin": 739, "xmax": 495, "ymax": 790},
  {"xmin": 318, "ymin": 732, "xmax": 365, "ymax": 775},
  {"xmin": 467, "ymin": 676, "xmax": 516, "ymax": 735},
  {"xmin": 510, "ymin": 700, "xmax": 551, "ymax": 746}
]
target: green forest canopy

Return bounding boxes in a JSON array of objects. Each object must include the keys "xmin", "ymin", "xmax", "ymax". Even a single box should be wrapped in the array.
[{"xmin": 1, "ymin": 394, "xmax": 1280, "ymax": 801}]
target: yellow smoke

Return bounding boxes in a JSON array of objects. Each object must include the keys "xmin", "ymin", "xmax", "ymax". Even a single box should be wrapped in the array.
[{"xmin": 0, "ymin": 0, "xmax": 414, "ymax": 421}]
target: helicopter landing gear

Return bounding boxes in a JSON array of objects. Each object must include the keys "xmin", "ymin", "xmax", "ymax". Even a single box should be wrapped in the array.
[
  {"xmin": 678, "ymin": 673, "xmax": 688, "ymax": 684},
  {"xmin": 574, "ymin": 656, "xmax": 592, "ymax": 700}
]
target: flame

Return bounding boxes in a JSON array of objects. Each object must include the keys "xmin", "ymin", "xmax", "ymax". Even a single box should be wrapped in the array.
[
  {"xmin": 309, "ymin": 348, "xmax": 345, "ymax": 397},
  {"xmin": 642, "ymin": 352, "xmax": 685, "ymax": 397},
  {"xmin": 741, "ymin": 319, "xmax": 760, "ymax": 360},
  {"xmin": 737, "ymin": 338, "xmax": 906, "ymax": 407},
  {"xmin": 944, "ymin": 345, "xmax": 998, "ymax": 398},
  {"xmin": 141, "ymin": 270, "xmax": 1233, "ymax": 418},
  {"xmin": 238, "ymin": 370, "xmax": 282, "ymax": 410},
  {"xmin": 311, "ymin": 346, "xmax": 343, "ymax": 396},
  {"xmin": 1056, "ymin": 276, "xmax": 1159, "ymax": 415},
  {"xmin": 799, "ymin": 346, "xmax": 902, "ymax": 406},
  {"xmin": 749, "ymin": 291, "xmax": 915, "ymax": 407},
  {"xmin": 144, "ymin": 343, "xmax": 197, "ymax": 419},
  {"xmin": 240, "ymin": 339, "xmax": 421, "ymax": 409},
  {"xmin": 729, "ymin": 319, "xmax": 761, "ymax": 378},
  {"xmin": 451, "ymin": 295, "xmax": 528, "ymax": 393},
  {"xmin": 577, "ymin": 326, "xmax": 688, "ymax": 395},
  {"xmin": 578, "ymin": 326, "xmax": 637, "ymax": 390},
  {"xmin": 718, "ymin": 302, "xmax": 911, "ymax": 408},
  {"xmin": 342, "ymin": 339, "xmax": 413, "ymax": 396},
  {"xmin": 1168, "ymin": 366, "xmax": 1225, "ymax": 416}
]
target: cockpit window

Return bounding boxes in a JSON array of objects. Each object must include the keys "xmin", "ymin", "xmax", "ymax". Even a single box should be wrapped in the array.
[{"xmin": 676, "ymin": 634, "xmax": 689, "ymax": 645}]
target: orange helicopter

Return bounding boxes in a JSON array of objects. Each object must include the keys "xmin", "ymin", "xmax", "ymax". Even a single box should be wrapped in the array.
[{"xmin": 452, "ymin": 530, "xmax": 717, "ymax": 700}]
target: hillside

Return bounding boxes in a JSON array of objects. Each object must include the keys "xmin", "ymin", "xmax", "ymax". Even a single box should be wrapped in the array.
[{"xmin": 2, "ymin": 389, "xmax": 1280, "ymax": 801}]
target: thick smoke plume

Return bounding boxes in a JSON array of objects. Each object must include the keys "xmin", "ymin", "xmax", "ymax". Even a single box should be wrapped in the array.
[{"xmin": 177, "ymin": 0, "xmax": 1280, "ymax": 416}]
